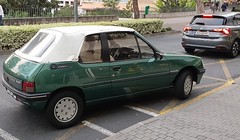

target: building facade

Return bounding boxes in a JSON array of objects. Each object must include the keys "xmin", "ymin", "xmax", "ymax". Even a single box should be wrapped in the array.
[
  {"xmin": 57, "ymin": 0, "xmax": 157, "ymax": 13},
  {"xmin": 58, "ymin": 0, "xmax": 74, "ymax": 7},
  {"xmin": 57, "ymin": 0, "xmax": 127, "ymax": 7}
]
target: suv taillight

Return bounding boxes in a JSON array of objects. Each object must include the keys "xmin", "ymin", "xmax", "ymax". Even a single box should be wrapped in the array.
[
  {"xmin": 212, "ymin": 28, "xmax": 231, "ymax": 35},
  {"xmin": 202, "ymin": 14, "xmax": 213, "ymax": 18},
  {"xmin": 23, "ymin": 81, "xmax": 35, "ymax": 93},
  {"xmin": 183, "ymin": 26, "xmax": 192, "ymax": 32}
]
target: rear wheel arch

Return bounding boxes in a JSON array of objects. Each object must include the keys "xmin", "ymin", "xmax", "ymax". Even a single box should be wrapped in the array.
[
  {"xmin": 232, "ymin": 38, "xmax": 240, "ymax": 46},
  {"xmin": 45, "ymin": 87, "xmax": 86, "ymax": 128},
  {"xmin": 45, "ymin": 87, "xmax": 86, "ymax": 109},
  {"xmin": 229, "ymin": 38, "xmax": 240, "ymax": 58},
  {"xmin": 234, "ymin": 38, "xmax": 240, "ymax": 47}
]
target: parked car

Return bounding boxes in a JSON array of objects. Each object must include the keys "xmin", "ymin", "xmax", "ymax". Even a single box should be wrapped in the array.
[
  {"xmin": 2, "ymin": 26, "xmax": 205, "ymax": 128},
  {"xmin": 182, "ymin": 12, "xmax": 240, "ymax": 57}
]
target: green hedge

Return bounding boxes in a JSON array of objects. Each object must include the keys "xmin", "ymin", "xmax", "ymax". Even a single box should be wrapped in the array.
[{"xmin": 0, "ymin": 19, "xmax": 163, "ymax": 50}]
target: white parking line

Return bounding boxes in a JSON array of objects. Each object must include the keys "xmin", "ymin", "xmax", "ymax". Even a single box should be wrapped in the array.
[
  {"xmin": 0, "ymin": 128, "xmax": 19, "ymax": 140},
  {"xmin": 82, "ymin": 121, "xmax": 115, "ymax": 137},
  {"xmin": 124, "ymin": 105, "xmax": 159, "ymax": 117}
]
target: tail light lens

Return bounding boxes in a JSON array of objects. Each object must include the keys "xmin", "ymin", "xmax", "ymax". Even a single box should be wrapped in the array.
[
  {"xmin": 23, "ymin": 81, "xmax": 35, "ymax": 93},
  {"xmin": 183, "ymin": 26, "xmax": 191, "ymax": 32},
  {"xmin": 213, "ymin": 28, "xmax": 231, "ymax": 35}
]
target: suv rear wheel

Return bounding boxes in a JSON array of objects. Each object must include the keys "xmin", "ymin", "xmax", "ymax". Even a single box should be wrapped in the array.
[
  {"xmin": 229, "ymin": 40, "xmax": 239, "ymax": 58},
  {"xmin": 185, "ymin": 48, "xmax": 195, "ymax": 53}
]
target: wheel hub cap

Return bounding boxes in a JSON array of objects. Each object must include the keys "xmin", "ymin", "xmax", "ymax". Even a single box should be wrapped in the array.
[
  {"xmin": 184, "ymin": 75, "xmax": 192, "ymax": 95},
  {"xmin": 54, "ymin": 97, "xmax": 78, "ymax": 123},
  {"xmin": 232, "ymin": 42, "xmax": 239, "ymax": 56}
]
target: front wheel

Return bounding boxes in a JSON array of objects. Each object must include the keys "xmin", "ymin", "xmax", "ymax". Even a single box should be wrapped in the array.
[
  {"xmin": 174, "ymin": 71, "xmax": 193, "ymax": 100},
  {"xmin": 184, "ymin": 48, "xmax": 195, "ymax": 53},
  {"xmin": 46, "ymin": 91, "xmax": 83, "ymax": 128},
  {"xmin": 228, "ymin": 40, "xmax": 239, "ymax": 58}
]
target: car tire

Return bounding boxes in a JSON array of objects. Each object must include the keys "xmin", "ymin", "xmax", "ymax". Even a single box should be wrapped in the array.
[
  {"xmin": 46, "ymin": 91, "xmax": 83, "ymax": 128},
  {"xmin": 184, "ymin": 48, "xmax": 195, "ymax": 53},
  {"xmin": 229, "ymin": 40, "xmax": 239, "ymax": 58},
  {"xmin": 174, "ymin": 71, "xmax": 193, "ymax": 100}
]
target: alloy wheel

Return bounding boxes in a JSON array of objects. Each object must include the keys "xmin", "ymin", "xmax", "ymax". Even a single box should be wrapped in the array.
[{"xmin": 232, "ymin": 41, "xmax": 239, "ymax": 57}]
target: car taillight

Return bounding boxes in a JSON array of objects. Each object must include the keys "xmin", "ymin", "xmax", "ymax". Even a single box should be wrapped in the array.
[
  {"xmin": 183, "ymin": 26, "xmax": 191, "ymax": 32},
  {"xmin": 212, "ymin": 28, "xmax": 231, "ymax": 35},
  {"xmin": 23, "ymin": 81, "xmax": 35, "ymax": 93}
]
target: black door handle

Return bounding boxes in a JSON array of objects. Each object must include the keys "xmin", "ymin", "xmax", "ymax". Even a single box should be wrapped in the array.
[{"xmin": 112, "ymin": 66, "xmax": 121, "ymax": 71}]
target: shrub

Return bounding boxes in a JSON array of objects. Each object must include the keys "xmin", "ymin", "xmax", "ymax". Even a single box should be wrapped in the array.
[
  {"xmin": 166, "ymin": 27, "xmax": 172, "ymax": 31},
  {"xmin": 6, "ymin": 10, "xmax": 29, "ymax": 18},
  {"xmin": 118, "ymin": 9, "xmax": 132, "ymax": 18},
  {"xmin": 161, "ymin": 28, "xmax": 166, "ymax": 32},
  {"xmin": 0, "ymin": 19, "xmax": 163, "ymax": 50},
  {"xmin": 55, "ymin": 6, "xmax": 73, "ymax": 17},
  {"xmin": 85, "ymin": 9, "xmax": 131, "ymax": 18}
]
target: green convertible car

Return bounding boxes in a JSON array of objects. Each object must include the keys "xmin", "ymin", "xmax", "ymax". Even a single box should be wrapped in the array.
[{"xmin": 2, "ymin": 26, "xmax": 205, "ymax": 128}]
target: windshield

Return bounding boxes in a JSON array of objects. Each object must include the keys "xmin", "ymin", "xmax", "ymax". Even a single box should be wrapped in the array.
[
  {"xmin": 19, "ymin": 32, "xmax": 56, "ymax": 57},
  {"xmin": 191, "ymin": 17, "xmax": 225, "ymax": 25}
]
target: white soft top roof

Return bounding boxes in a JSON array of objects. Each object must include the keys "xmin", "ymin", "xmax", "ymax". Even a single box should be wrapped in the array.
[
  {"xmin": 48, "ymin": 25, "xmax": 135, "ymax": 34},
  {"xmin": 15, "ymin": 26, "xmax": 135, "ymax": 63}
]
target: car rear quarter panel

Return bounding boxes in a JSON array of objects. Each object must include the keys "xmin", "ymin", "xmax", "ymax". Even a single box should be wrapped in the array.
[
  {"xmin": 3, "ymin": 55, "xmax": 43, "ymax": 82},
  {"xmin": 34, "ymin": 62, "xmax": 82, "ymax": 93},
  {"xmin": 35, "ymin": 62, "xmax": 112, "ymax": 102}
]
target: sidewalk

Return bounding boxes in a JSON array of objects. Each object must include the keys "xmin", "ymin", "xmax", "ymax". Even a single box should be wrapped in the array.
[
  {"xmin": 105, "ymin": 10, "xmax": 240, "ymax": 140},
  {"xmin": 105, "ymin": 79, "xmax": 240, "ymax": 140},
  {"xmin": 161, "ymin": 16, "xmax": 192, "ymax": 32}
]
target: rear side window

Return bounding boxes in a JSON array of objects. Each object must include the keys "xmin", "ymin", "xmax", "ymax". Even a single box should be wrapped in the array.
[
  {"xmin": 19, "ymin": 32, "xmax": 56, "ymax": 57},
  {"xmin": 79, "ymin": 34, "xmax": 103, "ymax": 63},
  {"xmin": 191, "ymin": 17, "xmax": 225, "ymax": 25}
]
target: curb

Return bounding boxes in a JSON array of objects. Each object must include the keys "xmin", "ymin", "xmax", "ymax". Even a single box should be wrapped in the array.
[
  {"xmin": 0, "ymin": 49, "xmax": 15, "ymax": 55},
  {"xmin": 144, "ymin": 30, "xmax": 181, "ymax": 37}
]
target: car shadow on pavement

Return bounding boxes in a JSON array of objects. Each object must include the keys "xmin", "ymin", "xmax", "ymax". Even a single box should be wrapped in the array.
[{"xmin": 185, "ymin": 50, "xmax": 240, "ymax": 60}]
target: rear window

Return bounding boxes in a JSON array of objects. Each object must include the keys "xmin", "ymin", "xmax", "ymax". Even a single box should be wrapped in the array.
[
  {"xmin": 191, "ymin": 17, "xmax": 225, "ymax": 25},
  {"xmin": 19, "ymin": 32, "xmax": 56, "ymax": 57}
]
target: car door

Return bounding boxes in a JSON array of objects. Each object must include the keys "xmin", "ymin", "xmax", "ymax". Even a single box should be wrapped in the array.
[
  {"xmin": 77, "ymin": 34, "xmax": 112, "ymax": 103},
  {"xmin": 106, "ymin": 32, "xmax": 171, "ymax": 97}
]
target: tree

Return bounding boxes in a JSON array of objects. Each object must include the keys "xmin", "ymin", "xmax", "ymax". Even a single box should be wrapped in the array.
[
  {"xmin": 57, "ymin": 5, "xmax": 73, "ymax": 17},
  {"xmin": 126, "ymin": 0, "xmax": 133, "ymax": 12},
  {"xmin": 102, "ymin": 0, "xmax": 120, "ymax": 9},
  {"xmin": 195, "ymin": 0, "xmax": 205, "ymax": 14},
  {"xmin": 4, "ymin": 0, "xmax": 58, "ymax": 9},
  {"xmin": 132, "ymin": 0, "xmax": 139, "ymax": 19},
  {"xmin": 0, "ymin": 0, "xmax": 6, "ymax": 5},
  {"xmin": 155, "ymin": 0, "xmax": 195, "ymax": 12}
]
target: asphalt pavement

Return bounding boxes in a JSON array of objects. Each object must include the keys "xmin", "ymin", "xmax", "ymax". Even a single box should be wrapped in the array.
[{"xmin": 104, "ymin": 10, "xmax": 240, "ymax": 140}]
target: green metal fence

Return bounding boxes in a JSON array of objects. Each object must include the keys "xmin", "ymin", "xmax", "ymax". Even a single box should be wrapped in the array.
[{"xmin": 4, "ymin": 8, "xmax": 61, "ymax": 18}]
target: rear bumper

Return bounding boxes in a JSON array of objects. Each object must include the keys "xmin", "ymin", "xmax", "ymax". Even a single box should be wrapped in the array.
[
  {"xmin": 182, "ymin": 35, "xmax": 232, "ymax": 52},
  {"xmin": 2, "ymin": 76, "xmax": 50, "ymax": 109}
]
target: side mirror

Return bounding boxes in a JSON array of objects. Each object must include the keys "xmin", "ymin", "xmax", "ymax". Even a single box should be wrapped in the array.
[{"xmin": 156, "ymin": 52, "xmax": 163, "ymax": 60}]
